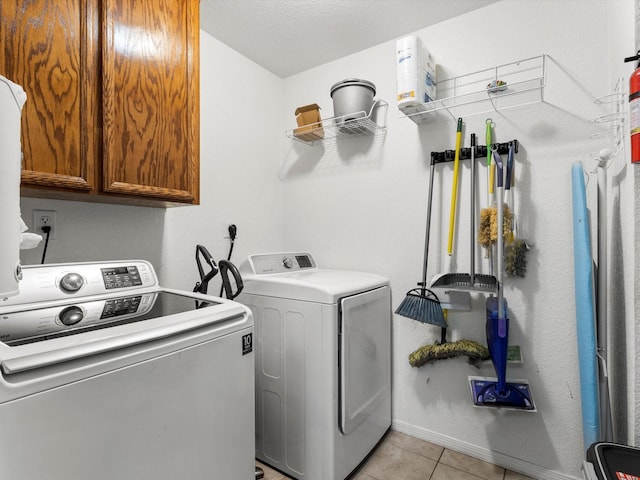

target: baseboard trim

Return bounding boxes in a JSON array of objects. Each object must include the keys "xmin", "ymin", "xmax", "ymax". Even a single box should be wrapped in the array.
[{"xmin": 391, "ymin": 420, "xmax": 580, "ymax": 480}]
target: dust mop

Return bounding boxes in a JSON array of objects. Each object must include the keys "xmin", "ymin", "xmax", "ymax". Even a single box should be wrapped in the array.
[
  {"xmin": 409, "ymin": 310, "xmax": 489, "ymax": 368},
  {"xmin": 469, "ymin": 147, "xmax": 535, "ymax": 411}
]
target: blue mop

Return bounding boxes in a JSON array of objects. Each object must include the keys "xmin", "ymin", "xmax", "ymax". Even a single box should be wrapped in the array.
[{"xmin": 469, "ymin": 146, "xmax": 535, "ymax": 411}]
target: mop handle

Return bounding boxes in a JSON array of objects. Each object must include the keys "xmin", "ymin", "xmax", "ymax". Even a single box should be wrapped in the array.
[
  {"xmin": 420, "ymin": 157, "xmax": 437, "ymax": 291},
  {"xmin": 492, "ymin": 147, "xmax": 505, "ymax": 322},
  {"xmin": 506, "ymin": 142, "xmax": 514, "ymax": 189},
  {"xmin": 469, "ymin": 133, "xmax": 476, "ymax": 281},
  {"xmin": 485, "ymin": 119, "xmax": 493, "ymax": 201},
  {"xmin": 504, "ymin": 142, "xmax": 514, "ymax": 204},
  {"xmin": 447, "ymin": 118, "xmax": 463, "ymax": 256},
  {"xmin": 485, "ymin": 119, "xmax": 494, "ymax": 278}
]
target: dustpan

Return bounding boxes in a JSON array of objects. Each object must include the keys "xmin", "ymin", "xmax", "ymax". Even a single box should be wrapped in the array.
[{"xmin": 431, "ymin": 133, "xmax": 497, "ymax": 293}]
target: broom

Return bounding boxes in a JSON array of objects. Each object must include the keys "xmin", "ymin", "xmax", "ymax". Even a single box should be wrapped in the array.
[{"xmin": 395, "ymin": 154, "xmax": 446, "ymax": 327}]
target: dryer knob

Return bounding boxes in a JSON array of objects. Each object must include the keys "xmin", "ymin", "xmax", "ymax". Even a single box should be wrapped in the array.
[
  {"xmin": 282, "ymin": 257, "xmax": 293, "ymax": 269},
  {"xmin": 59, "ymin": 306, "xmax": 84, "ymax": 326},
  {"xmin": 60, "ymin": 273, "xmax": 84, "ymax": 293}
]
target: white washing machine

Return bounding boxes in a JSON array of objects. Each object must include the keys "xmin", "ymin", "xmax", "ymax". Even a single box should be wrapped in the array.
[
  {"xmin": 0, "ymin": 260, "xmax": 255, "ymax": 480},
  {"xmin": 237, "ymin": 252, "xmax": 391, "ymax": 480}
]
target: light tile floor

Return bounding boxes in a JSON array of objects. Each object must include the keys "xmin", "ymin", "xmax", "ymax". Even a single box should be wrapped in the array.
[{"xmin": 256, "ymin": 431, "xmax": 536, "ymax": 480}]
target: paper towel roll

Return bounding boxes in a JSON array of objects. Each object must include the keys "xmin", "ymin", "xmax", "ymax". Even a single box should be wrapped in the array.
[
  {"xmin": 396, "ymin": 35, "xmax": 436, "ymax": 108},
  {"xmin": 0, "ymin": 75, "xmax": 27, "ymax": 300}
]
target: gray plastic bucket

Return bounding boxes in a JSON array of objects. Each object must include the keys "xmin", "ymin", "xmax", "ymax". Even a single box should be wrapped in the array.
[{"xmin": 330, "ymin": 78, "xmax": 376, "ymax": 123}]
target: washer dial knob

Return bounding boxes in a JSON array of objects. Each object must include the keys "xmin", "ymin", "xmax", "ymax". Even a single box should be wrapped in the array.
[
  {"xmin": 59, "ymin": 306, "xmax": 84, "ymax": 326},
  {"xmin": 60, "ymin": 273, "xmax": 84, "ymax": 293},
  {"xmin": 282, "ymin": 257, "xmax": 294, "ymax": 269}
]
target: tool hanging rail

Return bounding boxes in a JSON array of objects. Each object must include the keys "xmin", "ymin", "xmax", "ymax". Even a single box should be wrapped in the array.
[{"xmin": 431, "ymin": 140, "xmax": 518, "ymax": 164}]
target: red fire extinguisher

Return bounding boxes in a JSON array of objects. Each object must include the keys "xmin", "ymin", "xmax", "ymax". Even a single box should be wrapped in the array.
[{"xmin": 625, "ymin": 51, "xmax": 640, "ymax": 163}]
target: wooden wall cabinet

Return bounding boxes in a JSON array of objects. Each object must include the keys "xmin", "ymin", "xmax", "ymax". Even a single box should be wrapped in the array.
[{"xmin": 0, "ymin": 0, "xmax": 200, "ymax": 207}]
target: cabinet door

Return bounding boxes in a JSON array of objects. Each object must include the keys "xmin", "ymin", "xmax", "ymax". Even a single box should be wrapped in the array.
[
  {"xmin": 102, "ymin": 0, "xmax": 200, "ymax": 204},
  {"xmin": 0, "ymin": 0, "xmax": 100, "ymax": 193}
]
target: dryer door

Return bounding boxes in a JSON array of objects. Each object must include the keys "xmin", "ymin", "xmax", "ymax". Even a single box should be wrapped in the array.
[{"xmin": 339, "ymin": 286, "xmax": 391, "ymax": 435}]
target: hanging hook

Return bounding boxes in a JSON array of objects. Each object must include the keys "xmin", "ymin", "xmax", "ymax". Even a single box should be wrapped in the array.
[
  {"xmin": 193, "ymin": 245, "xmax": 218, "ymax": 295},
  {"xmin": 623, "ymin": 50, "xmax": 640, "ymax": 64}
]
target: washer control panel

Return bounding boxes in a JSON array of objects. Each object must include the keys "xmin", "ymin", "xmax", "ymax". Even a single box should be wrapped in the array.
[
  {"xmin": 0, "ymin": 260, "xmax": 157, "ymax": 308},
  {"xmin": 0, "ymin": 293, "xmax": 157, "ymax": 346},
  {"xmin": 248, "ymin": 253, "xmax": 316, "ymax": 274},
  {"xmin": 101, "ymin": 266, "xmax": 143, "ymax": 290}
]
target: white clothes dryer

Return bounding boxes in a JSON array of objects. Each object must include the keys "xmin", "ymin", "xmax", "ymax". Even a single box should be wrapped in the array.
[{"xmin": 237, "ymin": 252, "xmax": 391, "ymax": 480}]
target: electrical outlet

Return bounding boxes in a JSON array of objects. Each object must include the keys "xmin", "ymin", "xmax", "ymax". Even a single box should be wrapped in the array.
[
  {"xmin": 222, "ymin": 221, "xmax": 236, "ymax": 239},
  {"xmin": 33, "ymin": 209, "xmax": 56, "ymax": 239}
]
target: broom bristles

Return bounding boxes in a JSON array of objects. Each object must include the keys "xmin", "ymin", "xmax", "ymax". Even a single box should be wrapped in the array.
[
  {"xmin": 478, "ymin": 204, "xmax": 513, "ymax": 248},
  {"xmin": 395, "ymin": 289, "xmax": 446, "ymax": 327},
  {"xmin": 505, "ymin": 239, "xmax": 529, "ymax": 277}
]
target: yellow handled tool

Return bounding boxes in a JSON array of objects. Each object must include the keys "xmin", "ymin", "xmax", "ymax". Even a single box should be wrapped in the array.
[
  {"xmin": 486, "ymin": 118, "xmax": 494, "ymax": 197},
  {"xmin": 447, "ymin": 118, "xmax": 463, "ymax": 256},
  {"xmin": 489, "ymin": 163, "xmax": 496, "ymax": 195}
]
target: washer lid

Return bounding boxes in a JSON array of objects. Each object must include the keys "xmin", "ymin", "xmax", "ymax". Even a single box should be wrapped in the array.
[{"xmin": 241, "ymin": 268, "xmax": 389, "ymax": 304}]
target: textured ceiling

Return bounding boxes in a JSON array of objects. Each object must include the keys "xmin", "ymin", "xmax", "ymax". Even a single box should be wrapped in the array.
[{"xmin": 200, "ymin": 0, "xmax": 497, "ymax": 78}]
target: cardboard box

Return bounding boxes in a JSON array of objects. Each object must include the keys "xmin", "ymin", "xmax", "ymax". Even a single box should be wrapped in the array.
[{"xmin": 293, "ymin": 103, "xmax": 324, "ymax": 141}]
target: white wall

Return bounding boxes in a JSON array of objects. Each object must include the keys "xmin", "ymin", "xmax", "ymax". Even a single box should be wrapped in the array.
[
  {"xmin": 20, "ymin": 31, "xmax": 286, "ymax": 294},
  {"xmin": 281, "ymin": 1, "xmax": 634, "ymax": 479},
  {"xmin": 160, "ymin": 31, "xmax": 286, "ymax": 290}
]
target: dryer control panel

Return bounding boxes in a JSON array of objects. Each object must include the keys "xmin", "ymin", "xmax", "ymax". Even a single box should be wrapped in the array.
[{"xmin": 248, "ymin": 253, "xmax": 317, "ymax": 274}]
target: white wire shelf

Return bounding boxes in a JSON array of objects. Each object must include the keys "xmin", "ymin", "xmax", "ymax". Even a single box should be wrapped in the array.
[
  {"xmin": 401, "ymin": 55, "xmax": 547, "ymax": 124},
  {"xmin": 286, "ymin": 100, "xmax": 388, "ymax": 145},
  {"xmin": 589, "ymin": 77, "xmax": 626, "ymax": 157}
]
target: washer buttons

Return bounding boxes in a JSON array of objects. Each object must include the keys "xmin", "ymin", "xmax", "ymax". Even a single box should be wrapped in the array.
[{"xmin": 59, "ymin": 306, "xmax": 84, "ymax": 326}]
